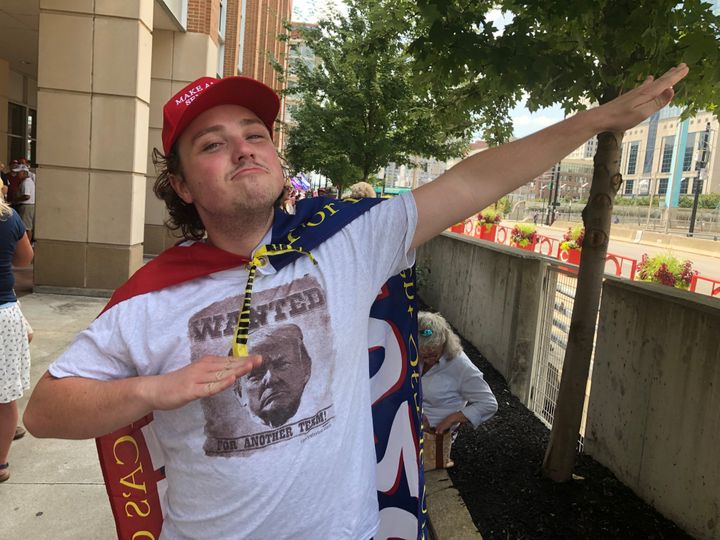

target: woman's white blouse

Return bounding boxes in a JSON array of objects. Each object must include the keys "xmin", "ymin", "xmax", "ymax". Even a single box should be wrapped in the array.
[{"xmin": 422, "ymin": 351, "xmax": 498, "ymax": 429}]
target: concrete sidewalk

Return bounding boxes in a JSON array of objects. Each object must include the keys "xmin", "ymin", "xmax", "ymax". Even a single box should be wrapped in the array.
[
  {"xmin": 1, "ymin": 293, "xmax": 116, "ymax": 539},
  {"xmin": 2, "ymin": 292, "xmax": 482, "ymax": 539}
]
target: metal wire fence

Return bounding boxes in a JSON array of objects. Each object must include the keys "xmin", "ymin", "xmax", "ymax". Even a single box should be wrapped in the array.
[{"xmin": 529, "ymin": 264, "xmax": 596, "ymax": 453}]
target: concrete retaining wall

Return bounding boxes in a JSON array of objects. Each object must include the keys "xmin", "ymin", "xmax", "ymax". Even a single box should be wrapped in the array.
[
  {"xmin": 418, "ymin": 233, "xmax": 720, "ymax": 538},
  {"xmin": 417, "ymin": 233, "xmax": 545, "ymax": 402},
  {"xmin": 585, "ymin": 279, "xmax": 720, "ymax": 540}
]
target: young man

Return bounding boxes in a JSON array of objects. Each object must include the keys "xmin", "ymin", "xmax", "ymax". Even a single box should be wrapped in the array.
[{"xmin": 24, "ymin": 65, "xmax": 688, "ymax": 539}]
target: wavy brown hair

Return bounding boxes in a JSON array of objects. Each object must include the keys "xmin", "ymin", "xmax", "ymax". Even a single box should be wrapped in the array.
[{"xmin": 152, "ymin": 146, "xmax": 206, "ymax": 240}]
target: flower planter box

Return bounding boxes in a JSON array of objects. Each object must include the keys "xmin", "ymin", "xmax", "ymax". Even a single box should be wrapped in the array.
[
  {"xmin": 511, "ymin": 239, "xmax": 538, "ymax": 252},
  {"xmin": 558, "ymin": 248, "xmax": 581, "ymax": 265},
  {"xmin": 475, "ymin": 223, "xmax": 497, "ymax": 242},
  {"xmin": 450, "ymin": 219, "xmax": 474, "ymax": 235},
  {"xmin": 449, "ymin": 222, "xmax": 466, "ymax": 234}
]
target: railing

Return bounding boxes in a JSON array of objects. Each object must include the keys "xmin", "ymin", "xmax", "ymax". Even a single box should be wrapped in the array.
[
  {"xmin": 447, "ymin": 223, "xmax": 718, "ymax": 298},
  {"xmin": 689, "ymin": 275, "xmax": 720, "ymax": 297},
  {"xmin": 536, "ymin": 234, "xmax": 561, "ymax": 257},
  {"xmin": 604, "ymin": 254, "xmax": 638, "ymax": 280},
  {"xmin": 496, "ymin": 225, "xmax": 512, "ymax": 245}
]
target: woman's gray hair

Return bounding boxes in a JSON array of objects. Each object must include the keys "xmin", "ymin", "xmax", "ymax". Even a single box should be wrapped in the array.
[
  {"xmin": 348, "ymin": 181, "xmax": 376, "ymax": 198},
  {"xmin": 418, "ymin": 311, "xmax": 463, "ymax": 359}
]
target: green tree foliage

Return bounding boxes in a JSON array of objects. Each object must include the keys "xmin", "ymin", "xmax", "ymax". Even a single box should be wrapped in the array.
[
  {"xmin": 410, "ymin": 0, "xmax": 720, "ymax": 482},
  {"xmin": 278, "ymin": 0, "xmax": 475, "ymax": 192},
  {"xmin": 411, "ymin": 0, "xmax": 720, "ymax": 142}
]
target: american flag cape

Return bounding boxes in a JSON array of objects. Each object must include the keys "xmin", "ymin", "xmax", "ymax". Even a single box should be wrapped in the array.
[{"xmin": 95, "ymin": 196, "xmax": 428, "ymax": 540}]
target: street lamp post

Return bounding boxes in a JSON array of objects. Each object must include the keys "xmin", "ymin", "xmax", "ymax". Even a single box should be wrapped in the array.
[
  {"xmin": 545, "ymin": 163, "xmax": 561, "ymax": 225},
  {"xmin": 688, "ymin": 170, "xmax": 706, "ymax": 236},
  {"xmin": 688, "ymin": 122, "xmax": 712, "ymax": 236}
]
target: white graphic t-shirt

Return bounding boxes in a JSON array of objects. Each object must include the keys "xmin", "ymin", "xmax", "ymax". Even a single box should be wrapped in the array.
[{"xmin": 49, "ymin": 193, "xmax": 417, "ymax": 540}]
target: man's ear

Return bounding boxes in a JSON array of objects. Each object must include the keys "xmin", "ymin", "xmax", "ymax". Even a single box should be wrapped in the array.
[{"xmin": 169, "ymin": 173, "xmax": 193, "ymax": 204}]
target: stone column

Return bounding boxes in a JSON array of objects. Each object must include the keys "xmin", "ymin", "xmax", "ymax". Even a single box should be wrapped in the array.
[
  {"xmin": 0, "ymin": 59, "xmax": 9, "ymax": 164},
  {"xmin": 34, "ymin": 0, "xmax": 153, "ymax": 292},
  {"xmin": 144, "ymin": 21, "xmax": 219, "ymax": 255}
]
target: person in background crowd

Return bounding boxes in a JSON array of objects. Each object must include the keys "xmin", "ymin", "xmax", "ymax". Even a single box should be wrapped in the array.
[
  {"xmin": 418, "ymin": 311, "xmax": 497, "ymax": 468},
  {"xmin": 18, "ymin": 159, "xmax": 35, "ymax": 188},
  {"xmin": 0, "ymin": 195, "xmax": 34, "ymax": 482},
  {"xmin": 6, "ymin": 161, "xmax": 22, "ymax": 209},
  {"xmin": 11, "ymin": 165, "xmax": 35, "ymax": 242},
  {"xmin": 349, "ymin": 181, "xmax": 377, "ymax": 199},
  {"xmin": 279, "ymin": 184, "xmax": 296, "ymax": 214},
  {"xmin": 0, "ymin": 163, "xmax": 8, "ymax": 201}
]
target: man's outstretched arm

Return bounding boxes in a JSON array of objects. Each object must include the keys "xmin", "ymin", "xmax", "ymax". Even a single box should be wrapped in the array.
[
  {"xmin": 24, "ymin": 354, "xmax": 262, "ymax": 440},
  {"xmin": 411, "ymin": 64, "xmax": 689, "ymax": 249}
]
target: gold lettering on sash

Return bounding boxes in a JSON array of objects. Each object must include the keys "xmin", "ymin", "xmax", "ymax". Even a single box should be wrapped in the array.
[
  {"xmin": 131, "ymin": 532, "xmax": 156, "ymax": 540},
  {"xmin": 403, "ymin": 280, "xmax": 415, "ymax": 300},
  {"xmin": 305, "ymin": 210, "xmax": 326, "ymax": 227},
  {"xmin": 286, "ymin": 228, "xmax": 301, "ymax": 246},
  {"xmin": 119, "ymin": 464, "xmax": 148, "ymax": 494},
  {"xmin": 408, "ymin": 335, "xmax": 418, "ymax": 367},
  {"xmin": 322, "ymin": 202, "xmax": 339, "ymax": 215},
  {"xmin": 113, "ymin": 435, "xmax": 140, "ymax": 465},
  {"xmin": 125, "ymin": 499, "xmax": 152, "ymax": 518}
]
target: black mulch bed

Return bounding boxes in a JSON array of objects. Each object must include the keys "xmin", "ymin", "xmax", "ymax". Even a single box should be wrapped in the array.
[{"xmin": 445, "ymin": 335, "xmax": 694, "ymax": 540}]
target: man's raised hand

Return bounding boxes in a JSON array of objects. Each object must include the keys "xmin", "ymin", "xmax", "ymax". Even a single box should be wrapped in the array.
[
  {"xmin": 592, "ymin": 63, "xmax": 689, "ymax": 133},
  {"xmin": 140, "ymin": 354, "xmax": 263, "ymax": 411}
]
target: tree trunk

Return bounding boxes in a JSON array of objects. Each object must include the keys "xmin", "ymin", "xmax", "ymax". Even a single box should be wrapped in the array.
[{"xmin": 542, "ymin": 129, "xmax": 624, "ymax": 482}]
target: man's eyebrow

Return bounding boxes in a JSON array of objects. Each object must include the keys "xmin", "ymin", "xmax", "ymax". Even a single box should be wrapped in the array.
[
  {"xmin": 238, "ymin": 118, "xmax": 264, "ymax": 128},
  {"xmin": 189, "ymin": 118, "xmax": 266, "ymax": 145},
  {"xmin": 190, "ymin": 125, "xmax": 223, "ymax": 145}
]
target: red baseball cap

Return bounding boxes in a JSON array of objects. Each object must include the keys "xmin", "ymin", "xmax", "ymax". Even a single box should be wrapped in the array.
[{"xmin": 162, "ymin": 76, "xmax": 281, "ymax": 154}]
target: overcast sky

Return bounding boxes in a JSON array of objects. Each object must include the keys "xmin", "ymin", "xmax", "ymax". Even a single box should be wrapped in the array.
[{"xmin": 291, "ymin": 1, "xmax": 566, "ymax": 139}]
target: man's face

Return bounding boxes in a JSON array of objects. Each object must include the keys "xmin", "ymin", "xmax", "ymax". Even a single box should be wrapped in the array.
[
  {"xmin": 171, "ymin": 104, "xmax": 285, "ymax": 226},
  {"xmin": 245, "ymin": 339, "xmax": 311, "ymax": 427}
]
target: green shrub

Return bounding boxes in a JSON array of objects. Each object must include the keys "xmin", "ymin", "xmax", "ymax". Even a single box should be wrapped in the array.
[{"xmin": 636, "ymin": 253, "xmax": 696, "ymax": 289}]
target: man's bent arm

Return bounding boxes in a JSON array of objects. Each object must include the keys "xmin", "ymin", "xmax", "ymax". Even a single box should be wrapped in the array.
[
  {"xmin": 411, "ymin": 64, "xmax": 689, "ymax": 248},
  {"xmin": 24, "ymin": 354, "xmax": 263, "ymax": 439},
  {"xmin": 23, "ymin": 372, "xmax": 157, "ymax": 440}
]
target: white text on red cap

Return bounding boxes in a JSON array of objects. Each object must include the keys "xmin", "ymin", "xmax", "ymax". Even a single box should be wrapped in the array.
[{"xmin": 175, "ymin": 81, "xmax": 215, "ymax": 107}]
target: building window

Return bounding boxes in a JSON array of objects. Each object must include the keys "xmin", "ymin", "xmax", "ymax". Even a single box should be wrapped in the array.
[
  {"xmin": 658, "ymin": 178, "xmax": 669, "ymax": 195},
  {"xmin": 660, "ymin": 136, "xmax": 675, "ymax": 173},
  {"xmin": 682, "ymin": 132, "xmax": 696, "ymax": 172},
  {"xmin": 693, "ymin": 178, "xmax": 704, "ymax": 194},
  {"xmin": 217, "ymin": 0, "xmax": 227, "ymax": 77},
  {"xmin": 679, "ymin": 177, "xmax": 689, "ymax": 194},
  {"xmin": 626, "ymin": 142, "xmax": 639, "ymax": 175},
  {"xmin": 624, "ymin": 179, "xmax": 634, "ymax": 195},
  {"xmin": 584, "ymin": 137, "xmax": 596, "ymax": 158},
  {"xmin": 218, "ymin": 0, "xmax": 226, "ymax": 35},
  {"xmin": 7, "ymin": 102, "xmax": 36, "ymax": 164}
]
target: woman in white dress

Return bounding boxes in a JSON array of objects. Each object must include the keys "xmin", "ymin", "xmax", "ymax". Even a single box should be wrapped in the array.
[{"xmin": 0, "ymin": 197, "xmax": 34, "ymax": 482}]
